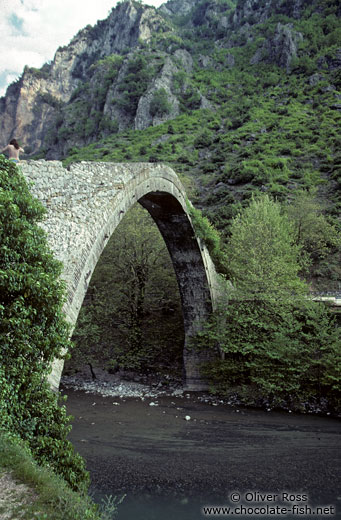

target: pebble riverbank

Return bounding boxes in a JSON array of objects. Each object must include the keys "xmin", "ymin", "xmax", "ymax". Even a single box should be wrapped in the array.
[
  {"xmin": 61, "ymin": 374, "xmax": 228, "ymax": 407},
  {"xmin": 61, "ymin": 372, "xmax": 338, "ymax": 417}
]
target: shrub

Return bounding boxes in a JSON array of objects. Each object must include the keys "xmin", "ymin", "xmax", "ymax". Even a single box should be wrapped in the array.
[
  {"xmin": 0, "ymin": 157, "xmax": 89, "ymax": 492},
  {"xmin": 197, "ymin": 299, "xmax": 341, "ymax": 411},
  {"xmin": 186, "ymin": 201, "xmax": 228, "ymax": 276},
  {"xmin": 117, "ymin": 55, "xmax": 153, "ymax": 115},
  {"xmin": 150, "ymin": 88, "xmax": 172, "ymax": 117}
]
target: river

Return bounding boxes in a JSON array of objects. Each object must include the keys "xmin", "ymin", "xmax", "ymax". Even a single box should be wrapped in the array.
[{"xmin": 62, "ymin": 383, "xmax": 340, "ymax": 520}]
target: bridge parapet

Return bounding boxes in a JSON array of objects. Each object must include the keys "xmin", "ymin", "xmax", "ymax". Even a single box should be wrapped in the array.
[{"xmin": 311, "ymin": 293, "xmax": 341, "ymax": 307}]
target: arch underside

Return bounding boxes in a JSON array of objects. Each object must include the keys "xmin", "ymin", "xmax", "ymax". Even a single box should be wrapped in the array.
[
  {"xmin": 139, "ymin": 192, "xmax": 212, "ymax": 334},
  {"xmin": 139, "ymin": 192, "xmax": 213, "ymax": 389}
]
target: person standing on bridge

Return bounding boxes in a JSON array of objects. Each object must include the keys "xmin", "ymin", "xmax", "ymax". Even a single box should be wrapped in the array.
[{"xmin": 1, "ymin": 139, "xmax": 25, "ymax": 164}]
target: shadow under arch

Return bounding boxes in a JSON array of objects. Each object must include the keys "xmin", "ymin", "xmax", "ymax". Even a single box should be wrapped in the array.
[{"xmin": 21, "ymin": 161, "xmax": 218, "ymax": 391}]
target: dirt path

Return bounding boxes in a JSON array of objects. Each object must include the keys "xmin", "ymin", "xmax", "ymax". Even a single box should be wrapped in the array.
[{"xmin": 0, "ymin": 472, "xmax": 36, "ymax": 520}]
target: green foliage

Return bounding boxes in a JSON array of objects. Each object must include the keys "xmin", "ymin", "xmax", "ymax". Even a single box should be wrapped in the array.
[
  {"xmin": 285, "ymin": 189, "xmax": 341, "ymax": 286},
  {"xmin": 180, "ymin": 85, "xmax": 202, "ymax": 111},
  {"xmin": 186, "ymin": 201, "xmax": 228, "ymax": 276},
  {"xmin": 150, "ymin": 88, "xmax": 172, "ymax": 117},
  {"xmin": 68, "ymin": 204, "xmax": 184, "ymax": 376},
  {"xmin": 0, "ymin": 432, "xmax": 117, "ymax": 520},
  {"xmin": 94, "ymin": 54, "xmax": 124, "ymax": 75},
  {"xmin": 197, "ymin": 299, "xmax": 340, "ymax": 411},
  {"xmin": 192, "ymin": 194, "xmax": 340, "ymax": 411},
  {"xmin": 38, "ymin": 92, "xmax": 62, "ymax": 109},
  {"xmin": 27, "ymin": 66, "xmax": 50, "ymax": 80},
  {"xmin": 194, "ymin": 129, "xmax": 215, "ymax": 148},
  {"xmin": 116, "ymin": 55, "xmax": 153, "ymax": 115},
  {"xmin": 226, "ymin": 194, "xmax": 308, "ymax": 299},
  {"xmin": 0, "ymin": 157, "xmax": 89, "ymax": 492}
]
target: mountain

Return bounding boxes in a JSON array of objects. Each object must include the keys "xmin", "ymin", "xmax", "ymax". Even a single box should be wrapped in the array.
[
  {"xmin": 3, "ymin": 0, "xmax": 339, "ymax": 157},
  {"xmin": 0, "ymin": 0, "xmax": 340, "ymax": 289},
  {"xmin": 0, "ymin": 1, "xmax": 171, "ymax": 154}
]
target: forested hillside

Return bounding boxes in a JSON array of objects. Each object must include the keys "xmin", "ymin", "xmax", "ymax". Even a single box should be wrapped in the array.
[{"xmin": 51, "ymin": 0, "xmax": 341, "ymax": 289}]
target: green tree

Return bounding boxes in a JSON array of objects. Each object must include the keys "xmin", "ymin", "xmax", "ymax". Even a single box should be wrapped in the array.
[
  {"xmin": 69, "ymin": 204, "xmax": 184, "ymax": 375},
  {"xmin": 0, "ymin": 157, "xmax": 89, "ymax": 491},
  {"xmin": 194, "ymin": 194, "xmax": 340, "ymax": 411},
  {"xmin": 150, "ymin": 88, "xmax": 172, "ymax": 118},
  {"xmin": 226, "ymin": 194, "xmax": 307, "ymax": 300},
  {"xmin": 116, "ymin": 55, "xmax": 153, "ymax": 115},
  {"xmin": 284, "ymin": 189, "xmax": 341, "ymax": 283},
  {"xmin": 198, "ymin": 297, "xmax": 340, "ymax": 409}
]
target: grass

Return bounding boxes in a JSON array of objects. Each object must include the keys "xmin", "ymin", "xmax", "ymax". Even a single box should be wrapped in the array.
[{"xmin": 0, "ymin": 432, "xmax": 119, "ymax": 520}]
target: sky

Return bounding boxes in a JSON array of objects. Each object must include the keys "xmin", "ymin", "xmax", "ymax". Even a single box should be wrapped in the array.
[{"xmin": 0, "ymin": 0, "xmax": 165, "ymax": 97}]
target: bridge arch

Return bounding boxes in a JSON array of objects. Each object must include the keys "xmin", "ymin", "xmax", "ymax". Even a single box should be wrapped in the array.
[{"xmin": 21, "ymin": 160, "xmax": 219, "ymax": 390}]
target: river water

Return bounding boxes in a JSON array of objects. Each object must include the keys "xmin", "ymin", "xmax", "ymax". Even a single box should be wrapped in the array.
[{"xmin": 62, "ymin": 383, "xmax": 340, "ymax": 520}]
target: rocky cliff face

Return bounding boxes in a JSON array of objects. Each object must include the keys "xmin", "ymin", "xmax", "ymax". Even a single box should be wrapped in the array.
[
  {"xmin": 232, "ymin": 0, "xmax": 308, "ymax": 26},
  {"xmin": 1, "ymin": 0, "xmax": 231, "ymax": 157},
  {"xmin": 0, "ymin": 1, "xmax": 169, "ymax": 155},
  {"xmin": 0, "ymin": 0, "xmax": 338, "ymax": 158},
  {"xmin": 0, "ymin": 22, "xmax": 94, "ymax": 153},
  {"xmin": 159, "ymin": 0, "xmax": 198, "ymax": 17},
  {"xmin": 250, "ymin": 23, "xmax": 303, "ymax": 71}
]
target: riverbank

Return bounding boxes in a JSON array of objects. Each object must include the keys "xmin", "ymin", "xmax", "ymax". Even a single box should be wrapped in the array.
[
  {"xmin": 0, "ymin": 433, "xmax": 106, "ymax": 520},
  {"xmin": 62, "ymin": 380, "xmax": 341, "ymax": 520},
  {"xmin": 61, "ymin": 369, "xmax": 340, "ymax": 417}
]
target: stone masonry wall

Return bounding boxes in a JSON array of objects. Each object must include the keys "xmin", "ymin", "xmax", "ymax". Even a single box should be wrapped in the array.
[{"xmin": 20, "ymin": 160, "xmax": 220, "ymax": 390}]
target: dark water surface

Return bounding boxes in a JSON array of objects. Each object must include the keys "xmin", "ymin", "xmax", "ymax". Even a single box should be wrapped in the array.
[{"xmin": 63, "ymin": 388, "xmax": 341, "ymax": 519}]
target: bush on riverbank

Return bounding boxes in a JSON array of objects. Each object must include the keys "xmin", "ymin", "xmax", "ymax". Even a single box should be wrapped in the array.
[
  {"xmin": 193, "ymin": 195, "xmax": 341, "ymax": 413},
  {"xmin": 0, "ymin": 157, "xmax": 89, "ymax": 491},
  {"xmin": 196, "ymin": 299, "xmax": 341, "ymax": 413}
]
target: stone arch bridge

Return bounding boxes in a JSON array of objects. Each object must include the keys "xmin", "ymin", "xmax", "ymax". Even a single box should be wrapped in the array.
[{"xmin": 21, "ymin": 160, "xmax": 220, "ymax": 391}]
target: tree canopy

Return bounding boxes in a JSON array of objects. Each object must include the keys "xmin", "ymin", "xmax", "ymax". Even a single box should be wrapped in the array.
[
  {"xmin": 226, "ymin": 194, "xmax": 307, "ymax": 300},
  {"xmin": 194, "ymin": 193, "xmax": 341, "ymax": 412}
]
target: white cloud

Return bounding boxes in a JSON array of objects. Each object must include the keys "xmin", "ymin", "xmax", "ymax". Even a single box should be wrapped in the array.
[{"xmin": 0, "ymin": 0, "xmax": 165, "ymax": 96}]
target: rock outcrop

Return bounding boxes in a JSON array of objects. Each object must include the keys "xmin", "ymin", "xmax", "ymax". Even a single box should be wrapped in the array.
[
  {"xmin": 250, "ymin": 23, "xmax": 303, "ymax": 71},
  {"xmin": 233, "ymin": 0, "xmax": 308, "ymax": 27},
  {"xmin": 159, "ymin": 0, "xmax": 198, "ymax": 17},
  {"xmin": 0, "ymin": 1, "xmax": 169, "ymax": 155},
  {"xmin": 134, "ymin": 56, "xmax": 181, "ymax": 130}
]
